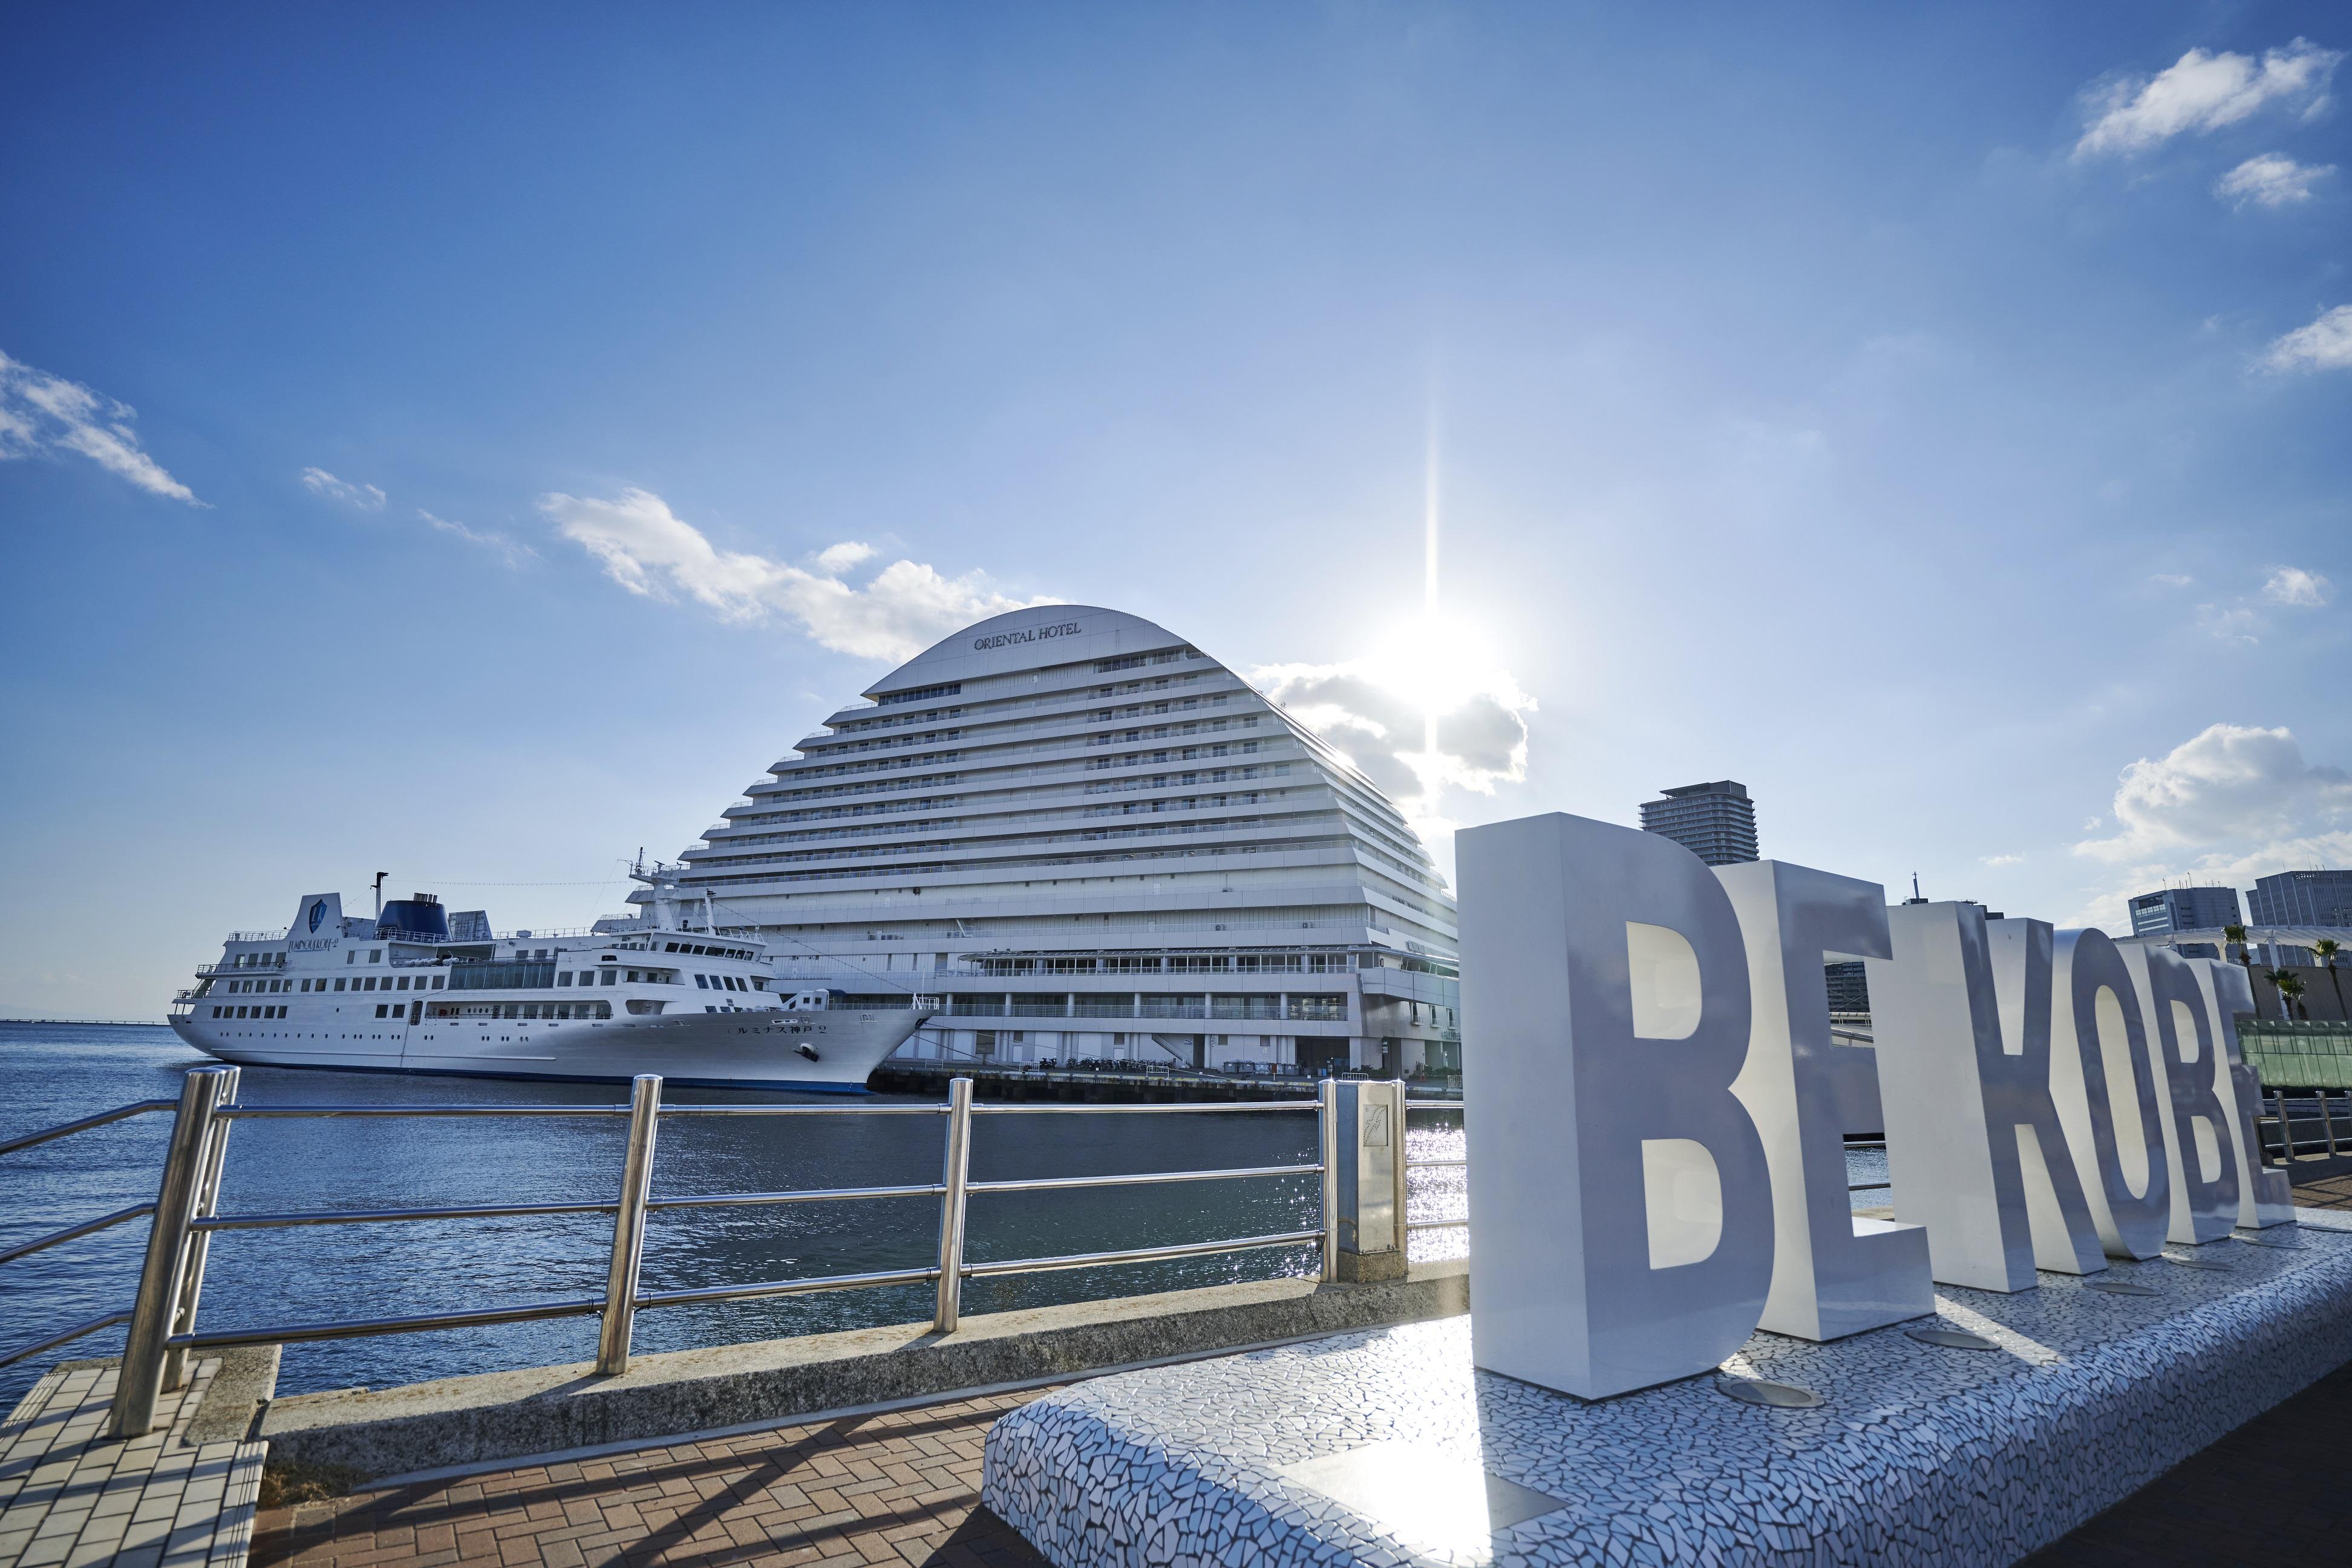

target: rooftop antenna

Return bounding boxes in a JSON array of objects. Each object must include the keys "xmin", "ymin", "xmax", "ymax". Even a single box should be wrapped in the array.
[
  {"xmin": 373, "ymin": 871, "xmax": 388, "ymax": 919},
  {"xmin": 1902, "ymin": 872, "xmax": 1927, "ymax": 906}
]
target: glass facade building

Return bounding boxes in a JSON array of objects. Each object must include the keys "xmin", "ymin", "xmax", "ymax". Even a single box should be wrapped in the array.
[
  {"xmin": 2247, "ymin": 871, "xmax": 2352, "ymax": 929},
  {"xmin": 2126, "ymin": 886, "xmax": 2244, "ymax": 937},
  {"xmin": 1638, "ymin": 780, "xmax": 1759, "ymax": 867}
]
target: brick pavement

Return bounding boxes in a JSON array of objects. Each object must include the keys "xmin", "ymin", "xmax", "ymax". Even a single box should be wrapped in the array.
[{"xmin": 252, "ymin": 1391, "xmax": 1048, "ymax": 1568}]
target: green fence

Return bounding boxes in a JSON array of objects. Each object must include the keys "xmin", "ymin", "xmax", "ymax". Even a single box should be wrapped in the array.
[{"xmin": 2238, "ymin": 1019, "xmax": 2352, "ymax": 1091}]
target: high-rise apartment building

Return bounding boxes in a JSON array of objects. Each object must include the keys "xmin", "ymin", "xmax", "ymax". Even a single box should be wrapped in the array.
[
  {"xmin": 2126, "ymin": 886, "xmax": 2244, "ymax": 936},
  {"xmin": 1639, "ymin": 780, "xmax": 1759, "ymax": 866},
  {"xmin": 658, "ymin": 606, "xmax": 1460, "ymax": 1076},
  {"xmin": 2246, "ymin": 870, "xmax": 2352, "ymax": 929}
]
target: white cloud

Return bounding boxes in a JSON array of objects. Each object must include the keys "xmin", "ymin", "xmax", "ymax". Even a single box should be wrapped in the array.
[
  {"xmin": 419, "ymin": 509, "xmax": 537, "ymax": 569},
  {"xmin": 2076, "ymin": 39, "xmax": 2343, "ymax": 158},
  {"xmin": 1249, "ymin": 656, "xmax": 1536, "ymax": 858},
  {"xmin": 2076, "ymin": 724, "xmax": 2352, "ymax": 864},
  {"xmin": 2261, "ymin": 304, "xmax": 2352, "ymax": 371},
  {"xmin": 2216, "ymin": 152, "xmax": 2336, "ymax": 206},
  {"xmin": 2195, "ymin": 601, "xmax": 2262, "ymax": 645},
  {"xmin": 541, "ymin": 486, "xmax": 1049, "ymax": 660},
  {"xmin": 2066, "ymin": 724, "xmax": 2352, "ymax": 930},
  {"xmin": 0, "ymin": 349, "xmax": 200, "ymax": 503},
  {"xmin": 1981, "ymin": 854, "xmax": 2025, "ymax": 867},
  {"xmin": 2150, "ymin": 572, "xmax": 2195, "ymax": 587},
  {"xmin": 2263, "ymin": 566, "xmax": 2333, "ymax": 607},
  {"xmin": 301, "ymin": 466, "xmax": 387, "ymax": 509}
]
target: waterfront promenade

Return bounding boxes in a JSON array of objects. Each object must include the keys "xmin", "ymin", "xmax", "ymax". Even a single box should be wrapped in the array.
[{"xmin": 247, "ymin": 1166, "xmax": 2352, "ymax": 1568}]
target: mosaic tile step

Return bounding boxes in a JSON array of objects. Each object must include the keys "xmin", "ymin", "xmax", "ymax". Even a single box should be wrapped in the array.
[{"xmin": 982, "ymin": 1209, "xmax": 2352, "ymax": 1567}]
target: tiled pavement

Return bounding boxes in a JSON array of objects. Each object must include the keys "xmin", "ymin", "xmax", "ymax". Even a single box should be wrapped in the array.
[
  {"xmin": 0, "ymin": 1359, "xmax": 266, "ymax": 1568},
  {"xmin": 253, "ymin": 1392, "xmax": 1050, "ymax": 1568}
]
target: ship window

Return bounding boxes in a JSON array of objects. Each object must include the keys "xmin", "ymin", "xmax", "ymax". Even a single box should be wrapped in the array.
[
  {"xmin": 558, "ymin": 972, "xmax": 572, "ymax": 985},
  {"xmin": 433, "ymin": 976, "xmax": 445, "ymax": 988},
  {"xmin": 371, "ymin": 949, "xmax": 382, "ymax": 962},
  {"xmin": 694, "ymin": 974, "xmax": 708, "ymax": 989},
  {"xmin": 396, "ymin": 977, "xmax": 409, "ymax": 990},
  {"xmin": 333, "ymin": 978, "xmax": 345, "ymax": 991},
  {"xmin": 602, "ymin": 969, "xmax": 616, "ymax": 985},
  {"xmin": 374, "ymin": 1004, "xmax": 388, "ymax": 1018},
  {"xmin": 627, "ymin": 970, "xmax": 640, "ymax": 982}
]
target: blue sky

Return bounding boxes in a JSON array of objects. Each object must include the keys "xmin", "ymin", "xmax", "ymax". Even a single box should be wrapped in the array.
[{"xmin": 2, "ymin": 3, "xmax": 2347, "ymax": 1016}]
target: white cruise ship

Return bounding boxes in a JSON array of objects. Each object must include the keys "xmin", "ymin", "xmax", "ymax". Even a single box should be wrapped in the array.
[{"xmin": 168, "ymin": 880, "xmax": 933, "ymax": 1091}]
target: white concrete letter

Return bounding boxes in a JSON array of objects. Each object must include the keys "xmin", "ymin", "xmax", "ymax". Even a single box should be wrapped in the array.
[
  {"xmin": 1719, "ymin": 861, "xmax": 1933, "ymax": 1341},
  {"xmin": 1869, "ymin": 904, "xmax": 2105, "ymax": 1290},
  {"xmin": 2048, "ymin": 928, "xmax": 2171, "ymax": 1259},
  {"xmin": 2188, "ymin": 958, "xmax": 2293, "ymax": 1229},
  {"xmin": 2118, "ymin": 945, "xmax": 2239, "ymax": 1244},
  {"xmin": 1457, "ymin": 812, "xmax": 1773, "ymax": 1399}
]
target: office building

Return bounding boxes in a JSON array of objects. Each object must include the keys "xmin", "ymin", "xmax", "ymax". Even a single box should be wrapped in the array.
[
  {"xmin": 659, "ymin": 606, "xmax": 1460, "ymax": 1076},
  {"xmin": 1639, "ymin": 780, "xmax": 1759, "ymax": 867},
  {"xmin": 2127, "ymin": 886, "xmax": 2244, "ymax": 938},
  {"xmin": 2246, "ymin": 870, "xmax": 2352, "ymax": 929}
]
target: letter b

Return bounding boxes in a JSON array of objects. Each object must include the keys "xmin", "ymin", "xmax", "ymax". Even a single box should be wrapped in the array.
[{"xmin": 1458, "ymin": 814, "xmax": 1774, "ymax": 1399}]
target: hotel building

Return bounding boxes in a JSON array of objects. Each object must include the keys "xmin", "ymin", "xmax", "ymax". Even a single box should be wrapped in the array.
[{"xmin": 656, "ymin": 607, "xmax": 1461, "ymax": 1076}]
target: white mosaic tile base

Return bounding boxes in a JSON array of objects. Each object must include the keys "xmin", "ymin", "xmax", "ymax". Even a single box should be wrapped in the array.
[{"xmin": 983, "ymin": 1210, "xmax": 2352, "ymax": 1567}]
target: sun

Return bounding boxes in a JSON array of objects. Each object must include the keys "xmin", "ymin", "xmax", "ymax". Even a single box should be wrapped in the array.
[{"xmin": 1357, "ymin": 607, "xmax": 1512, "ymax": 727}]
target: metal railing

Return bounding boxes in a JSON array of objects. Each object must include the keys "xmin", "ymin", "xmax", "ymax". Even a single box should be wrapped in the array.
[
  {"xmin": 4, "ymin": 1069, "xmax": 1926, "ymax": 1443},
  {"xmin": 2265, "ymin": 1088, "xmax": 2349, "ymax": 1161},
  {"xmin": 6, "ymin": 1068, "xmax": 1412, "ymax": 1440}
]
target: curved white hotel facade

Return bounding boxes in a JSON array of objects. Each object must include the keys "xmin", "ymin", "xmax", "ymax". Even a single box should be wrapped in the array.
[{"xmin": 658, "ymin": 606, "xmax": 1461, "ymax": 1076}]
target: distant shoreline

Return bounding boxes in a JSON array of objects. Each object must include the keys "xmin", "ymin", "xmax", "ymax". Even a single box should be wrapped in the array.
[{"xmin": 0, "ymin": 1018, "xmax": 171, "ymax": 1027}]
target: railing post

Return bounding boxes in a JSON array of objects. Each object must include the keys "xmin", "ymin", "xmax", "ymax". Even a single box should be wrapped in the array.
[
  {"xmin": 595, "ymin": 1075, "xmax": 662, "ymax": 1376},
  {"xmin": 2276, "ymin": 1089, "xmax": 2293, "ymax": 1161},
  {"xmin": 1390, "ymin": 1076, "xmax": 1411, "ymax": 1250},
  {"xmin": 1318, "ymin": 1078, "xmax": 1340, "ymax": 1283},
  {"xmin": 1325, "ymin": 1079, "xmax": 1405, "ymax": 1282},
  {"xmin": 160, "ymin": 1065, "xmax": 239, "ymax": 1392},
  {"xmin": 107, "ymin": 1067, "xmax": 229, "ymax": 1437},
  {"xmin": 933, "ymin": 1078, "xmax": 973, "ymax": 1333},
  {"xmin": 2324, "ymin": 1090, "xmax": 2342, "ymax": 1158}
]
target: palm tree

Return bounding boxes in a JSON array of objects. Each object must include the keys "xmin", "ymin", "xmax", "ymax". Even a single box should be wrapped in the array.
[
  {"xmin": 2314, "ymin": 938, "xmax": 2345, "ymax": 1021},
  {"xmin": 2279, "ymin": 972, "xmax": 2308, "ymax": 1021},
  {"xmin": 2261, "ymin": 968, "xmax": 2293, "ymax": 1021},
  {"xmin": 2224, "ymin": 923, "xmax": 2249, "ymax": 967}
]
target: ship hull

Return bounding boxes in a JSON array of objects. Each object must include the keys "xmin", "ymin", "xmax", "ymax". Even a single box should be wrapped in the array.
[{"xmin": 170, "ymin": 1006, "xmax": 927, "ymax": 1093}]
